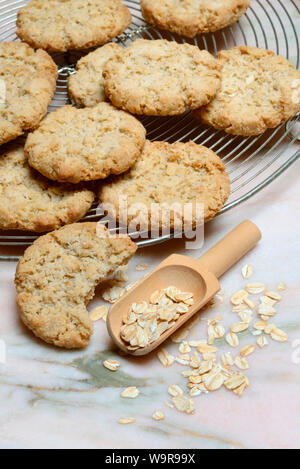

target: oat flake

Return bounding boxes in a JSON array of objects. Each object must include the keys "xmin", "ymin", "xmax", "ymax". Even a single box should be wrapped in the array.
[{"xmin": 120, "ymin": 387, "xmax": 140, "ymax": 399}]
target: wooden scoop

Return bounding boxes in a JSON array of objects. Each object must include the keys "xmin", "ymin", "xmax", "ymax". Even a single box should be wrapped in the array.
[{"xmin": 107, "ymin": 220, "xmax": 261, "ymax": 356}]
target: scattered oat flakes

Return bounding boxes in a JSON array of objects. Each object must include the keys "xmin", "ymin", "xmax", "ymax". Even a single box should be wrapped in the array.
[
  {"xmin": 188, "ymin": 340, "xmax": 205, "ymax": 347},
  {"xmin": 89, "ymin": 305, "xmax": 108, "ymax": 322},
  {"xmin": 198, "ymin": 360, "xmax": 213, "ymax": 375},
  {"xmin": 118, "ymin": 418, "xmax": 135, "ymax": 425},
  {"xmin": 270, "ymin": 327, "xmax": 288, "ymax": 343},
  {"xmin": 212, "ymin": 323, "xmax": 225, "ymax": 339},
  {"xmin": 224, "ymin": 372, "xmax": 249, "ymax": 391},
  {"xmin": 231, "ymin": 322, "xmax": 249, "ymax": 333},
  {"xmin": 226, "ymin": 331, "xmax": 239, "ymax": 348},
  {"xmin": 176, "ymin": 354, "xmax": 190, "ymax": 366},
  {"xmin": 189, "ymin": 374, "xmax": 203, "ymax": 384},
  {"xmin": 157, "ymin": 348, "xmax": 175, "ymax": 367},
  {"xmin": 168, "ymin": 384, "xmax": 184, "ymax": 397},
  {"xmin": 189, "ymin": 387, "xmax": 202, "ymax": 397},
  {"xmin": 197, "ymin": 343, "xmax": 218, "ymax": 355},
  {"xmin": 189, "ymin": 352, "xmax": 201, "ymax": 368},
  {"xmin": 240, "ymin": 345, "xmax": 256, "ymax": 357},
  {"xmin": 258, "ymin": 303, "xmax": 276, "ymax": 318},
  {"xmin": 260, "ymin": 295, "xmax": 276, "ymax": 306},
  {"xmin": 234, "ymin": 356, "xmax": 249, "ymax": 370},
  {"xmin": 103, "ymin": 285, "xmax": 126, "ymax": 303},
  {"xmin": 233, "ymin": 382, "xmax": 248, "ymax": 397},
  {"xmin": 244, "ymin": 298, "xmax": 256, "ymax": 310},
  {"xmin": 232, "ymin": 304, "xmax": 249, "ymax": 312},
  {"xmin": 231, "ymin": 290, "xmax": 248, "ymax": 305},
  {"xmin": 152, "ymin": 410, "xmax": 165, "ymax": 421},
  {"xmin": 179, "ymin": 342, "xmax": 191, "ymax": 354},
  {"xmin": 203, "ymin": 372, "xmax": 224, "ymax": 391},
  {"xmin": 221, "ymin": 352, "xmax": 234, "ymax": 366},
  {"xmin": 114, "ymin": 265, "xmax": 128, "ymax": 283},
  {"xmin": 172, "ymin": 395, "xmax": 195, "ymax": 414},
  {"xmin": 120, "ymin": 387, "xmax": 140, "ymax": 399},
  {"xmin": 246, "ymin": 283, "xmax": 266, "ymax": 294},
  {"xmin": 238, "ymin": 310, "xmax": 253, "ymax": 323},
  {"xmin": 103, "ymin": 359, "xmax": 120, "ymax": 371},
  {"xmin": 136, "ymin": 263, "xmax": 149, "ymax": 272},
  {"xmin": 182, "ymin": 369, "xmax": 195, "ymax": 378},
  {"xmin": 265, "ymin": 291, "xmax": 282, "ymax": 302},
  {"xmin": 257, "ymin": 334, "xmax": 269, "ymax": 348},
  {"xmin": 254, "ymin": 321, "xmax": 268, "ymax": 331},
  {"xmin": 264, "ymin": 323, "xmax": 276, "ymax": 335},
  {"xmin": 242, "ymin": 264, "xmax": 253, "ymax": 279}
]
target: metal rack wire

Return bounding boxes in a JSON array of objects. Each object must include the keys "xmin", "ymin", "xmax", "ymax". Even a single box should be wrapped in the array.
[{"xmin": 0, "ymin": 0, "xmax": 299, "ymax": 261}]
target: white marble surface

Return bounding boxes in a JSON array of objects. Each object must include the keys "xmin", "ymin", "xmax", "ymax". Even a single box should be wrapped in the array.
[{"xmin": 0, "ymin": 159, "xmax": 299, "ymax": 449}]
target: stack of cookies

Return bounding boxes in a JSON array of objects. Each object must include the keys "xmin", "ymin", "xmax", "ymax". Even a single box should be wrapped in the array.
[{"xmin": 0, "ymin": 0, "xmax": 298, "ymax": 348}]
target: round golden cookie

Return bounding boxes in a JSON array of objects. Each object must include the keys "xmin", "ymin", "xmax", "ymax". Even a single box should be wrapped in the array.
[
  {"xmin": 196, "ymin": 46, "xmax": 300, "ymax": 136},
  {"xmin": 15, "ymin": 223, "xmax": 137, "ymax": 349},
  {"xmin": 99, "ymin": 140, "xmax": 230, "ymax": 230},
  {"xmin": 16, "ymin": 0, "xmax": 131, "ymax": 52},
  {"xmin": 103, "ymin": 39, "xmax": 221, "ymax": 116},
  {"xmin": 68, "ymin": 43, "xmax": 123, "ymax": 108},
  {"xmin": 0, "ymin": 142, "xmax": 95, "ymax": 232},
  {"xmin": 0, "ymin": 42, "xmax": 57, "ymax": 147},
  {"xmin": 140, "ymin": 0, "xmax": 249, "ymax": 37},
  {"xmin": 25, "ymin": 102, "xmax": 146, "ymax": 184}
]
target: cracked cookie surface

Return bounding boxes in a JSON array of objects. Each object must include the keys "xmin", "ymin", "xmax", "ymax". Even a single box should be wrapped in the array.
[
  {"xmin": 140, "ymin": 0, "xmax": 249, "ymax": 37},
  {"xmin": 68, "ymin": 43, "xmax": 123, "ymax": 108},
  {"xmin": 103, "ymin": 39, "xmax": 221, "ymax": 116},
  {"xmin": 99, "ymin": 140, "xmax": 230, "ymax": 230},
  {"xmin": 196, "ymin": 46, "xmax": 300, "ymax": 136},
  {"xmin": 0, "ymin": 42, "xmax": 57, "ymax": 146},
  {"xmin": 15, "ymin": 223, "xmax": 137, "ymax": 348},
  {"xmin": 25, "ymin": 102, "xmax": 146, "ymax": 184},
  {"xmin": 17, "ymin": 0, "xmax": 131, "ymax": 52},
  {"xmin": 0, "ymin": 142, "xmax": 95, "ymax": 232}
]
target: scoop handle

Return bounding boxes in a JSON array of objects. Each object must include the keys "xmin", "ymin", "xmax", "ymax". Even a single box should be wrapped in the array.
[{"xmin": 198, "ymin": 220, "xmax": 261, "ymax": 279}]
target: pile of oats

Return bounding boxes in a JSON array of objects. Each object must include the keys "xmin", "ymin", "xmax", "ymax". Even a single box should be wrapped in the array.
[
  {"xmin": 156, "ymin": 268, "xmax": 289, "ymax": 404},
  {"xmin": 100, "ymin": 265, "xmax": 138, "ymax": 305},
  {"xmin": 89, "ymin": 305, "xmax": 108, "ymax": 322},
  {"xmin": 120, "ymin": 286, "xmax": 194, "ymax": 351}
]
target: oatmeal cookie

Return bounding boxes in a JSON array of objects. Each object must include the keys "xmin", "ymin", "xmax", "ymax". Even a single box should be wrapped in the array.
[
  {"xmin": 196, "ymin": 46, "xmax": 300, "ymax": 136},
  {"xmin": 0, "ymin": 142, "xmax": 94, "ymax": 232},
  {"xmin": 15, "ymin": 223, "xmax": 137, "ymax": 348},
  {"xmin": 140, "ymin": 0, "xmax": 249, "ymax": 38},
  {"xmin": 68, "ymin": 43, "xmax": 123, "ymax": 108},
  {"xmin": 99, "ymin": 140, "xmax": 230, "ymax": 230},
  {"xmin": 0, "ymin": 42, "xmax": 57, "ymax": 146},
  {"xmin": 25, "ymin": 102, "xmax": 146, "ymax": 184},
  {"xmin": 17, "ymin": 0, "xmax": 131, "ymax": 52},
  {"xmin": 103, "ymin": 39, "xmax": 221, "ymax": 116}
]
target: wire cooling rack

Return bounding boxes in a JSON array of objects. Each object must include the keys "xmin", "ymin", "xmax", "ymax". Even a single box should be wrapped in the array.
[{"xmin": 0, "ymin": 0, "xmax": 299, "ymax": 261}]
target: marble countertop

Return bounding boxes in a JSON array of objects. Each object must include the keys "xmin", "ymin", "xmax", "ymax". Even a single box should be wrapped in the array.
[{"xmin": 0, "ymin": 158, "xmax": 299, "ymax": 449}]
